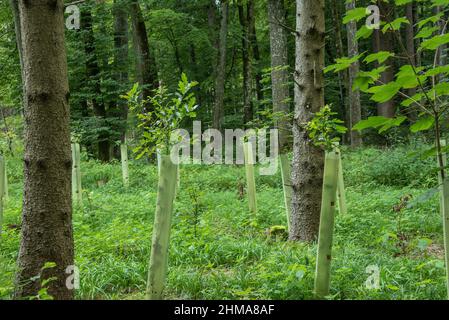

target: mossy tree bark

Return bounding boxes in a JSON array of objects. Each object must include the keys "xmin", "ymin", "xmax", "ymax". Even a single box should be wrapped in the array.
[
  {"xmin": 15, "ymin": 0, "xmax": 74, "ymax": 300},
  {"xmin": 290, "ymin": 0, "xmax": 325, "ymax": 242},
  {"xmin": 146, "ymin": 154, "xmax": 178, "ymax": 300}
]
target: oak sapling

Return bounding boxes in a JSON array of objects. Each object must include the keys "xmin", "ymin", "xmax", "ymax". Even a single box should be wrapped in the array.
[{"xmin": 122, "ymin": 73, "xmax": 199, "ymax": 300}]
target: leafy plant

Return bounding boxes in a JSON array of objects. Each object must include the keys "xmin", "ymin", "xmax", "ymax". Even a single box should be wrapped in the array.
[
  {"xmin": 305, "ymin": 105, "xmax": 347, "ymax": 151},
  {"xmin": 122, "ymin": 73, "xmax": 199, "ymax": 158}
]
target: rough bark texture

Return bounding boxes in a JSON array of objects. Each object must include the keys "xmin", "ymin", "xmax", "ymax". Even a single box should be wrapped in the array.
[
  {"xmin": 248, "ymin": 0, "xmax": 263, "ymax": 102},
  {"xmin": 238, "ymin": 1, "xmax": 254, "ymax": 126},
  {"xmin": 268, "ymin": 0, "xmax": 290, "ymax": 152},
  {"xmin": 131, "ymin": 0, "xmax": 158, "ymax": 100},
  {"xmin": 15, "ymin": 0, "xmax": 74, "ymax": 300},
  {"xmin": 374, "ymin": 0, "xmax": 395, "ymax": 118},
  {"xmin": 346, "ymin": 0, "xmax": 363, "ymax": 147},
  {"xmin": 113, "ymin": 0, "xmax": 129, "ymax": 143},
  {"xmin": 212, "ymin": 1, "xmax": 229, "ymax": 131},
  {"xmin": 290, "ymin": 0, "xmax": 325, "ymax": 242},
  {"xmin": 82, "ymin": 7, "xmax": 110, "ymax": 162}
]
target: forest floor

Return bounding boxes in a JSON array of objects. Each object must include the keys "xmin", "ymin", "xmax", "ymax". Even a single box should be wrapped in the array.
[{"xmin": 0, "ymin": 144, "xmax": 448, "ymax": 300}]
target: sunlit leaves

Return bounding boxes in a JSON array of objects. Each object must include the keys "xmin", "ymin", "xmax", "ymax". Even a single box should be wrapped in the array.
[
  {"xmin": 382, "ymin": 17, "xmax": 409, "ymax": 33},
  {"xmin": 364, "ymin": 51, "xmax": 394, "ymax": 64},
  {"xmin": 420, "ymin": 33, "xmax": 449, "ymax": 50},
  {"xmin": 367, "ymin": 82, "xmax": 401, "ymax": 103},
  {"xmin": 353, "ymin": 116, "xmax": 407, "ymax": 133},
  {"xmin": 324, "ymin": 53, "xmax": 365, "ymax": 73},
  {"xmin": 410, "ymin": 117, "xmax": 435, "ymax": 133},
  {"xmin": 343, "ymin": 7, "xmax": 369, "ymax": 24}
]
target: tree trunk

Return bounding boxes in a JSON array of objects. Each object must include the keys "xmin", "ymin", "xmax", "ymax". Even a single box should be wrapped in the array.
[
  {"xmin": 238, "ymin": 1, "xmax": 254, "ymax": 126},
  {"xmin": 374, "ymin": 0, "xmax": 395, "ymax": 118},
  {"xmin": 346, "ymin": 0, "xmax": 363, "ymax": 147},
  {"xmin": 268, "ymin": 0, "xmax": 291, "ymax": 153},
  {"xmin": 82, "ymin": 7, "xmax": 110, "ymax": 162},
  {"xmin": 113, "ymin": 0, "xmax": 129, "ymax": 144},
  {"xmin": 213, "ymin": 1, "xmax": 229, "ymax": 131},
  {"xmin": 15, "ymin": 0, "xmax": 74, "ymax": 300},
  {"xmin": 130, "ymin": 0, "xmax": 158, "ymax": 100},
  {"xmin": 290, "ymin": 0, "xmax": 325, "ymax": 242},
  {"xmin": 268, "ymin": 0, "xmax": 293, "ymax": 230},
  {"xmin": 248, "ymin": 0, "xmax": 263, "ymax": 102}
]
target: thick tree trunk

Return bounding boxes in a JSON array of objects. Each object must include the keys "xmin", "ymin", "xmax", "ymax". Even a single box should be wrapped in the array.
[
  {"xmin": 346, "ymin": 0, "xmax": 363, "ymax": 147},
  {"xmin": 82, "ymin": 8, "xmax": 110, "ymax": 162},
  {"xmin": 375, "ymin": 0, "xmax": 395, "ymax": 118},
  {"xmin": 238, "ymin": 1, "xmax": 254, "ymax": 126},
  {"xmin": 113, "ymin": 0, "xmax": 129, "ymax": 144},
  {"xmin": 15, "ymin": 0, "xmax": 74, "ymax": 300},
  {"xmin": 130, "ymin": 0, "xmax": 158, "ymax": 100},
  {"xmin": 290, "ymin": 0, "xmax": 325, "ymax": 242},
  {"xmin": 213, "ymin": 1, "xmax": 229, "ymax": 131}
]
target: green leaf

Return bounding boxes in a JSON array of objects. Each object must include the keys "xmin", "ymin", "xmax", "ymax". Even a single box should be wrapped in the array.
[
  {"xmin": 410, "ymin": 116, "xmax": 435, "ymax": 133},
  {"xmin": 343, "ymin": 7, "xmax": 369, "ymax": 24},
  {"xmin": 415, "ymin": 26, "xmax": 439, "ymax": 39},
  {"xmin": 356, "ymin": 25, "xmax": 374, "ymax": 40},
  {"xmin": 382, "ymin": 17, "xmax": 409, "ymax": 33},
  {"xmin": 420, "ymin": 33, "xmax": 449, "ymax": 51},
  {"xmin": 364, "ymin": 51, "xmax": 394, "ymax": 64},
  {"xmin": 367, "ymin": 82, "xmax": 401, "ymax": 103},
  {"xmin": 352, "ymin": 116, "xmax": 391, "ymax": 131}
]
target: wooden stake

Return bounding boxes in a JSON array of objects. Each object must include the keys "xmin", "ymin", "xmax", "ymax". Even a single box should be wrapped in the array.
[
  {"xmin": 314, "ymin": 151, "xmax": 339, "ymax": 299},
  {"xmin": 146, "ymin": 154, "xmax": 179, "ymax": 300},
  {"xmin": 244, "ymin": 141, "xmax": 257, "ymax": 214},
  {"xmin": 279, "ymin": 153, "xmax": 292, "ymax": 231},
  {"xmin": 121, "ymin": 143, "xmax": 129, "ymax": 187},
  {"xmin": 71, "ymin": 143, "xmax": 82, "ymax": 205},
  {"xmin": 0, "ymin": 155, "xmax": 4, "ymax": 235}
]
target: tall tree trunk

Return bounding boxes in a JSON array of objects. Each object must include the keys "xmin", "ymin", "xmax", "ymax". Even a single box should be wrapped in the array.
[
  {"xmin": 238, "ymin": 1, "xmax": 254, "ymax": 126},
  {"xmin": 113, "ymin": 0, "xmax": 129, "ymax": 144},
  {"xmin": 15, "ymin": 0, "xmax": 74, "ymax": 300},
  {"xmin": 268, "ymin": 0, "xmax": 290, "ymax": 152},
  {"xmin": 82, "ymin": 8, "xmax": 110, "ymax": 162},
  {"xmin": 248, "ymin": 0, "xmax": 263, "ymax": 102},
  {"xmin": 130, "ymin": 0, "xmax": 158, "ymax": 100},
  {"xmin": 290, "ymin": 0, "xmax": 325, "ymax": 242},
  {"xmin": 375, "ymin": 0, "xmax": 395, "ymax": 118},
  {"xmin": 346, "ymin": 0, "xmax": 363, "ymax": 147},
  {"xmin": 213, "ymin": 0, "xmax": 229, "ymax": 131}
]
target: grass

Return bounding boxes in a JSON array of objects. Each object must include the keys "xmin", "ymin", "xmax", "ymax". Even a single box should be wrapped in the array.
[{"xmin": 0, "ymin": 144, "xmax": 448, "ymax": 300}]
